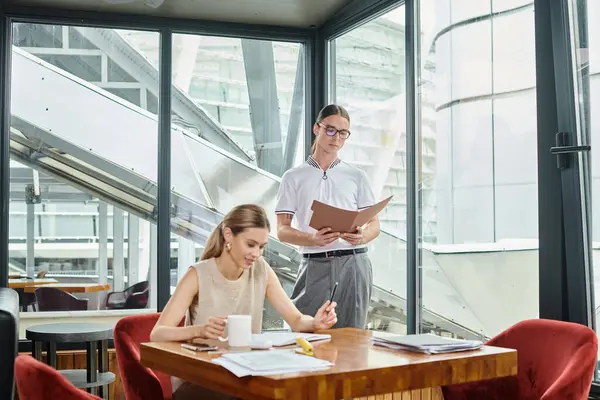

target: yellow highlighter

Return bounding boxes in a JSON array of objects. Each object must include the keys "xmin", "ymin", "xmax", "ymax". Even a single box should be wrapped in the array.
[{"xmin": 295, "ymin": 337, "xmax": 314, "ymax": 356}]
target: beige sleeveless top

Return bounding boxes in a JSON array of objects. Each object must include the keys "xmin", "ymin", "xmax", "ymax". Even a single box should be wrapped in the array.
[
  {"xmin": 173, "ymin": 257, "xmax": 269, "ymax": 395},
  {"xmin": 185, "ymin": 257, "xmax": 268, "ymax": 334}
]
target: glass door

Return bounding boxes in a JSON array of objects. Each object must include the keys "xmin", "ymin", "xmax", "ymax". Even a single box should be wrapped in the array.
[
  {"xmin": 565, "ymin": 0, "xmax": 600, "ymax": 380},
  {"xmin": 559, "ymin": 0, "xmax": 595, "ymax": 329}
]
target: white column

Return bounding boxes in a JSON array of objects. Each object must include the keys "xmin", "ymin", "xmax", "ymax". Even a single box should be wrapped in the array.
[
  {"xmin": 112, "ymin": 207, "xmax": 125, "ymax": 291},
  {"xmin": 127, "ymin": 213, "xmax": 140, "ymax": 286},
  {"xmin": 177, "ymin": 236, "xmax": 196, "ymax": 282},
  {"xmin": 172, "ymin": 34, "xmax": 201, "ymax": 91},
  {"xmin": 149, "ymin": 224, "xmax": 157, "ymax": 309},
  {"xmin": 139, "ymin": 219, "xmax": 151, "ymax": 285},
  {"xmin": 98, "ymin": 202, "xmax": 108, "ymax": 284},
  {"xmin": 371, "ymin": 95, "xmax": 405, "ymax": 199},
  {"xmin": 26, "ymin": 203, "xmax": 35, "ymax": 277}
]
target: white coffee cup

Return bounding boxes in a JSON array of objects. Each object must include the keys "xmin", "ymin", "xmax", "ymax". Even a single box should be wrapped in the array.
[{"xmin": 218, "ymin": 315, "xmax": 252, "ymax": 347}]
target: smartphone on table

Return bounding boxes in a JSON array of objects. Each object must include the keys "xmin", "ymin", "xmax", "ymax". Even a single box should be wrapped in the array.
[{"xmin": 181, "ymin": 343, "xmax": 219, "ymax": 352}]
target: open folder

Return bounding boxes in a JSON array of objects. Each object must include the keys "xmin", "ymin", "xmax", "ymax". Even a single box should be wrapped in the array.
[{"xmin": 308, "ymin": 195, "xmax": 393, "ymax": 233}]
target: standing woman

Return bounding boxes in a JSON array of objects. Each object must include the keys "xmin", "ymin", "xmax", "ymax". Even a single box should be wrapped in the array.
[{"xmin": 275, "ymin": 104, "xmax": 381, "ymax": 329}]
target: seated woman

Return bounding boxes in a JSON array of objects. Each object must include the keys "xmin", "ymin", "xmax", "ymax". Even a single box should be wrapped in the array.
[{"xmin": 150, "ymin": 204, "xmax": 337, "ymax": 400}]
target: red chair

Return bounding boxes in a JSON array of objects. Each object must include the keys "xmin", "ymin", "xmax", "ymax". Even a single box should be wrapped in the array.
[
  {"xmin": 15, "ymin": 355, "xmax": 101, "ymax": 399},
  {"xmin": 442, "ymin": 319, "xmax": 598, "ymax": 400},
  {"xmin": 114, "ymin": 313, "xmax": 173, "ymax": 400}
]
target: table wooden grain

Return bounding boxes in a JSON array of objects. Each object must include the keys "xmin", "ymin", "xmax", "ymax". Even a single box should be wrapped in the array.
[
  {"xmin": 8, "ymin": 278, "xmax": 58, "ymax": 289},
  {"xmin": 24, "ymin": 283, "xmax": 111, "ymax": 293},
  {"xmin": 141, "ymin": 328, "xmax": 517, "ymax": 400}
]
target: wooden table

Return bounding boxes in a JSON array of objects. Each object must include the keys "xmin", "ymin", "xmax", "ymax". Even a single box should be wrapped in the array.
[
  {"xmin": 141, "ymin": 328, "xmax": 517, "ymax": 400},
  {"xmin": 24, "ymin": 283, "xmax": 111, "ymax": 293},
  {"xmin": 8, "ymin": 278, "xmax": 58, "ymax": 289}
]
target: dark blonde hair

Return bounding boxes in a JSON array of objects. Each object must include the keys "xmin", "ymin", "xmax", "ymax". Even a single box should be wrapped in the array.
[
  {"xmin": 311, "ymin": 104, "xmax": 351, "ymax": 154},
  {"xmin": 201, "ymin": 204, "xmax": 271, "ymax": 260}
]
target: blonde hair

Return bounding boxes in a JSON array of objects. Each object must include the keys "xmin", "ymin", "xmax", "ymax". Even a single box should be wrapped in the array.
[
  {"xmin": 201, "ymin": 204, "xmax": 271, "ymax": 260},
  {"xmin": 311, "ymin": 104, "xmax": 351, "ymax": 154}
]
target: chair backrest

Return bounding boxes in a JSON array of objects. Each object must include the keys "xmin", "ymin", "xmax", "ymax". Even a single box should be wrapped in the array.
[
  {"xmin": 35, "ymin": 287, "xmax": 88, "ymax": 311},
  {"xmin": 126, "ymin": 280, "xmax": 149, "ymax": 295},
  {"xmin": 36, "ymin": 270, "xmax": 48, "ymax": 279},
  {"xmin": 0, "ymin": 288, "xmax": 19, "ymax": 400},
  {"xmin": 488, "ymin": 319, "xmax": 597, "ymax": 400},
  {"xmin": 15, "ymin": 355, "xmax": 101, "ymax": 400},
  {"xmin": 113, "ymin": 313, "xmax": 172, "ymax": 400},
  {"xmin": 124, "ymin": 287, "xmax": 149, "ymax": 309}
]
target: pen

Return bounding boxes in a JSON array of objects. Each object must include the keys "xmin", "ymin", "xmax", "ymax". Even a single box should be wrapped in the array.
[{"xmin": 329, "ymin": 282, "xmax": 338, "ymax": 304}]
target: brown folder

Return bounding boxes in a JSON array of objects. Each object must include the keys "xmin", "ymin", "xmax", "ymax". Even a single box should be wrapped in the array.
[{"xmin": 308, "ymin": 196, "xmax": 393, "ymax": 233}]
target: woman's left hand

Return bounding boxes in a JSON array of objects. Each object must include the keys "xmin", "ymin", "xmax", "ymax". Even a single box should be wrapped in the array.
[
  {"xmin": 313, "ymin": 301, "xmax": 338, "ymax": 330},
  {"xmin": 341, "ymin": 226, "xmax": 363, "ymax": 246}
]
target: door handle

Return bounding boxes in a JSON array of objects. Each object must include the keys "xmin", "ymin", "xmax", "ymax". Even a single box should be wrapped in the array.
[
  {"xmin": 550, "ymin": 145, "xmax": 590, "ymax": 154},
  {"xmin": 551, "ymin": 132, "xmax": 590, "ymax": 169}
]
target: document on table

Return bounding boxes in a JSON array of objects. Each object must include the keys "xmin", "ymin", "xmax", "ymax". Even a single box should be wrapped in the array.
[
  {"xmin": 212, "ymin": 349, "xmax": 333, "ymax": 378},
  {"xmin": 253, "ymin": 332, "xmax": 331, "ymax": 347},
  {"xmin": 308, "ymin": 196, "xmax": 393, "ymax": 233},
  {"xmin": 372, "ymin": 333, "xmax": 483, "ymax": 354}
]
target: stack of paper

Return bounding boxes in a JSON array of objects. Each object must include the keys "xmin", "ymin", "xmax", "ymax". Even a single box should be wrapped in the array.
[
  {"xmin": 253, "ymin": 332, "xmax": 331, "ymax": 347},
  {"xmin": 212, "ymin": 349, "xmax": 333, "ymax": 377},
  {"xmin": 372, "ymin": 333, "xmax": 483, "ymax": 354}
]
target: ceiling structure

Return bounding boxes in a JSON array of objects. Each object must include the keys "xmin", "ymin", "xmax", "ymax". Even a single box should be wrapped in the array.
[{"xmin": 4, "ymin": 0, "xmax": 352, "ymax": 28}]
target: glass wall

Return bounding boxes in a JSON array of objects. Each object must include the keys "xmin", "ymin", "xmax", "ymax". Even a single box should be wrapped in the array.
[
  {"xmin": 330, "ymin": 6, "xmax": 409, "ymax": 333},
  {"xmin": 9, "ymin": 24, "xmax": 159, "ymax": 323},
  {"xmin": 2, "ymin": 1, "xmax": 598, "ymax": 369},
  {"xmin": 418, "ymin": 0, "xmax": 538, "ymax": 339},
  {"xmin": 575, "ymin": 0, "xmax": 600, "ymax": 378},
  {"xmin": 165, "ymin": 33, "xmax": 306, "ymax": 330}
]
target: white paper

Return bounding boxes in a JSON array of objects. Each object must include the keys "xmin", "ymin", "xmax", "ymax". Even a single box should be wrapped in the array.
[
  {"xmin": 212, "ymin": 357, "xmax": 331, "ymax": 378},
  {"xmin": 372, "ymin": 333, "xmax": 483, "ymax": 354},
  {"xmin": 212, "ymin": 349, "xmax": 333, "ymax": 378},
  {"xmin": 252, "ymin": 332, "xmax": 331, "ymax": 347}
]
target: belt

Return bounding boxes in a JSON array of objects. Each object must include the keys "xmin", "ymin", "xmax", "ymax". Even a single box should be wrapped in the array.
[{"xmin": 302, "ymin": 248, "xmax": 367, "ymax": 259}]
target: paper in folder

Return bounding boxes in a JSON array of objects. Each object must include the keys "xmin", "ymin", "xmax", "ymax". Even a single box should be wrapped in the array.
[
  {"xmin": 308, "ymin": 196, "xmax": 393, "ymax": 233},
  {"xmin": 372, "ymin": 333, "xmax": 483, "ymax": 354}
]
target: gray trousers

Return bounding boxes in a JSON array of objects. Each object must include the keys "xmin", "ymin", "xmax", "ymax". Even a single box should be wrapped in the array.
[{"xmin": 290, "ymin": 252, "xmax": 373, "ymax": 329}]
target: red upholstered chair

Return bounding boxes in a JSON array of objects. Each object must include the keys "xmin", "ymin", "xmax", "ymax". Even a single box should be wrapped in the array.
[
  {"xmin": 442, "ymin": 319, "xmax": 598, "ymax": 400},
  {"xmin": 15, "ymin": 355, "xmax": 101, "ymax": 400},
  {"xmin": 114, "ymin": 313, "xmax": 175, "ymax": 400}
]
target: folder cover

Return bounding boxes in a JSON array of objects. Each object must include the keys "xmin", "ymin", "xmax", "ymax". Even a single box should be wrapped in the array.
[{"xmin": 308, "ymin": 196, "xmax": 393, "ymax": 233}]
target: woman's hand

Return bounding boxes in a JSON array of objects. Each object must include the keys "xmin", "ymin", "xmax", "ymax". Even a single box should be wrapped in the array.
[
  {"xmin": 202, "ymin": 316, "xmax": 227, "ymax": 339},
  {"xmin": 311, "ymin": 227, "xmax": 340, "ymax": 246},
  {"xmin": 341, "ymin": 226, "xmax": 363, "ymax": 246},
  {"xmin": 313, "ymin": 301, "xmax": 337, "ymax": 331}
]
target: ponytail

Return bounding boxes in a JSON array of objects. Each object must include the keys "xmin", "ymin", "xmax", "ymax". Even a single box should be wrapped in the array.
[
  {"xmin": 201, "ymin": 221, "xmax": 225, "ymax": 260},
  {"xmin": 311, "ymin": 140, "xmax": 317, "ymax": 155}
]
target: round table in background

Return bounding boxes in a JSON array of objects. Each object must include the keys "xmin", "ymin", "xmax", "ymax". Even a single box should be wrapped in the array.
[{"xmin": 26, "ymin": 322, "xmax": 115, "ymax": 399}]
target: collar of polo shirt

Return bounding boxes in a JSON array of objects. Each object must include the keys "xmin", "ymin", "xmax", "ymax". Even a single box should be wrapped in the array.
[{"xmin": 307, "ymin": 155, "xmax": 341, "ymax": 171}]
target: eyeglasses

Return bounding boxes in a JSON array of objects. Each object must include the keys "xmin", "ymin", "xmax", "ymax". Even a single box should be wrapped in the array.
[{"xmin": 319, "ymin": 123, "xmax": 351, "ymax": 139}]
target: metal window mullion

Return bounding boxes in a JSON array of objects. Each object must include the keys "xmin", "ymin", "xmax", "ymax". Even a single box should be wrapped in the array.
[
  {"xmin": 0, "ymin": 12, "xmax": 11, "ymax": 288},
  {"xmin": 157, "ymin": 28, "xmax": 172, "ymax": 311},
  {"xmin": 405, "ymin": 0, "xmax": 422, "ymax": 334},
  {"xmin": 305, "ymin": 30, "xmax": 325, "ymax": 158}
]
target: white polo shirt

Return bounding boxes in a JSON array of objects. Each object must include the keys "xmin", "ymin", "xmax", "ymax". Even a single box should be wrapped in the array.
[{"xmin": 275, "ymin": 156, "xmax": 376, "ymax": 254}]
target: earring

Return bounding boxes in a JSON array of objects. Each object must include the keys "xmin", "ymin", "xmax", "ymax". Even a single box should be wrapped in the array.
[{"xmin": 226, "ymin": 242, "xmax": 232, "ymax": 252}]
